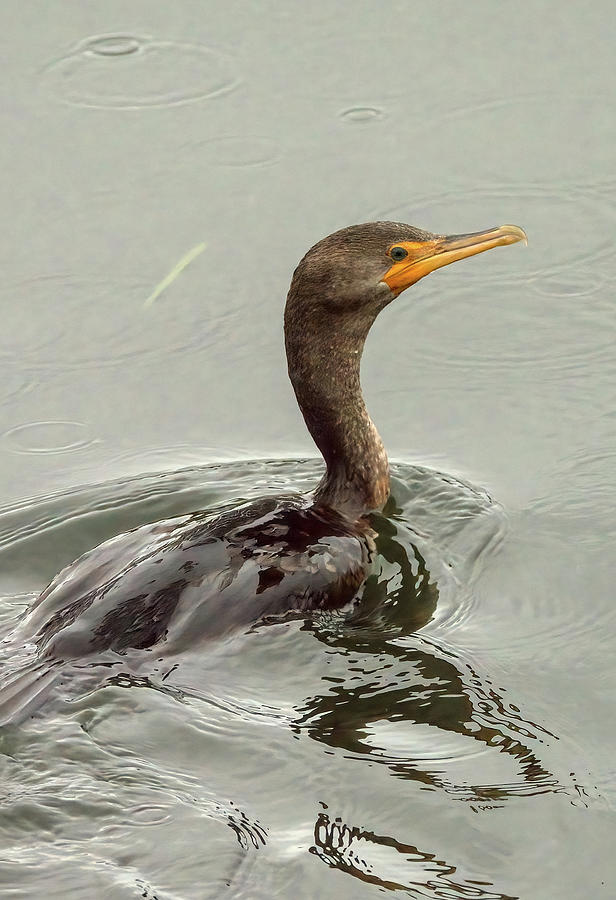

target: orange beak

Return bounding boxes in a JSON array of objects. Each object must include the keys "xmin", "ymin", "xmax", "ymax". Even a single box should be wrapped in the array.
[{"xmin": 382, "ymin": 224, "xmax": 527, "ymax": 297}]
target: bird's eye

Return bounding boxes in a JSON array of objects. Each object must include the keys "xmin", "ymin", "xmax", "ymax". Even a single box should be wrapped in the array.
[{"xmin": 389, "ymin": 246, "xmax": 408, "ymax": 262}]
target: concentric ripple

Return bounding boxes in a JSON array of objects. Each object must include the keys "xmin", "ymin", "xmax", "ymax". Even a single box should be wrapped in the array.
[
  {"xmin": 2, "ymin": 421, "xmax": 98, "ymax": 456},
  {"xmin": 457, "ymin": 521, "xmax": 616, "ymax": 666},
  {"xmin": 399, "ymin": 275, "xmax": 615, "ymax": 374},
  {"xmin": 339, "ymin": 106, "xmax": 385, "ymax": 123},
  {"xmin": 39, "ymin": 35, "xmax": 240, "ymax": 109}
]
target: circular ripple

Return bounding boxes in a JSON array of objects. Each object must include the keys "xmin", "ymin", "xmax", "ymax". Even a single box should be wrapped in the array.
[
  {"xmin": 466, "ymin": 530, "xmax": 616, "ymax": 661},
  {"xmin": 87, "ymin": 35, "xmax": 141, "ymax": 57},
  {"xmin": 401, "ymin": 276, "xmax": 614, "ymax": 373},
  {"xmin": 40, "ymin": 35, "xmax": 240, "ymax": 109},
  {"xmin": 374, "ymin": 184, "xmax": 616, "ymax": 285},
  {"xmin": 532, "ymin": 266, "xmax": 607, "ymax": 299},
  {"xmin": 190, "ymin": 135, "xmax": 282, "ymax": 168},
  {"xmin": 0, "ymin": 274, "xmax": 231, "ymax": 369},
  {"xmin": 340, "ymin": 106, "xmax": 384, "ymax": 123},
  {"xmin": 3, "ymin": 421, "xmax": 97, "ymax": 455},
  {"xmin": 127, "ymin": 804, "xmax": 173, "ymax": 826},
  {"xmin": 530, "ymin": 446, "xmax": 616, "ymax": 537},
  {"xmin": 453, "ymin": 445, "xmax": 616, "ymax": 659}
]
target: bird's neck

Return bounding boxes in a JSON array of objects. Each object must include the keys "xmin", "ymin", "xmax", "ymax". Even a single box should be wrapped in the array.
[{"xmin": 285, "ymin": 321, "xmax": 390, "ymax": 519}]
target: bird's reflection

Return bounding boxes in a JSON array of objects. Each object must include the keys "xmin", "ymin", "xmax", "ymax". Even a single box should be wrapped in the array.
[
  {"xmin": 297, "ymin": 509, "xmax": 562, "ymax": 806},
  {"xmin": 310, "ymin": 809, "xmax": 518, "ymax": 899}
]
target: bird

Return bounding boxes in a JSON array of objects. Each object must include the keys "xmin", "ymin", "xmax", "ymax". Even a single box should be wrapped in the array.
[{"xmin": 0, "ymin": 220, "xmax": 525, "ymax": 722}]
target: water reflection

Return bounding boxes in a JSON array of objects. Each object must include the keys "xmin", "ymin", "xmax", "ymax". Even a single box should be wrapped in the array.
[
  {"xmin": 221, "ymin": 799, "xmax": 268, "ymax": 851},
  {"xmin": 311, "ymin": 810, "xmax": 517, "ymax": 899},
  {"xmin": 296, "ymin": 512, "xmax": 561, "ymax": 807},
  {"xmin": 298, "ymin": 633, "xmax": 559, "ymax": 804}
]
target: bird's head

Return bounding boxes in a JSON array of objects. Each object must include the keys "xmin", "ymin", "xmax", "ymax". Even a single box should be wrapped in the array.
[{"xmin": 286, "ymin": 220, "xmax": 526, "ymax": 327}]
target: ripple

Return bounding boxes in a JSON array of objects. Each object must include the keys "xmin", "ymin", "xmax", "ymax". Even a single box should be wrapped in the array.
[
  {"xmin": 401, "ymin": 276, "xmax": 615, "ymax": 374},
  {"xmin": 126, "ymin": 803, "xmax": 173, "ymax": 826},
  {"xmin": 466, "ymin": 526, "xmax": 616, "ymax": 661},
  {"xmin": 530, "ymin": 446, "xmax": 616, "ymax": 537},
  {"xmin": 0, "ymin": 274, "xmax": 229, "ymax": 369},
  {"xmin": 532, "ymin": 266, "xmax": 607, "ymax": 298},
  {"xmin": 109, "ymin": 443, "xmax": 249, "ymax": 476},
  {"xmin": 418, "ymin": 90, "xmax": 595, "ymax": 136},
  {"xmin": 2, "ymin": 421, "xmax": 97, "ymax": 455},
  {"xmin": 0, "ymin": 707, "xmax": 261, "ymax": 893},
  {"xmin": 340, "ymin": 106, "xmax": 384, "ymax": 123},
  {"xmin": 461, "ymin": 454, "xmax": 616, "ymax": 658},
  {"xmin": 40, "ymin": 35, "xmax": 240, "ymax": 109},
  {"xmin": 190, "ymin": 135, "xmax": 282, "ymax": 168},
  {"xmin": 0, "ymin": 333, "xmax": 599, "ymax": 900},
  {"xmin": 87, "ymin": 35, "xmax": 141, "ymax": 57},
  {"xmin": 374, "ymin": 183, "xmax": 616, "ymax": 285}
]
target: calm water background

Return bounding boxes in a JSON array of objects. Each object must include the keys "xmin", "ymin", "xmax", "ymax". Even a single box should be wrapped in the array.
[{"xmin": 0, "ymin": 2, "xmax": 615, "ymax": 898}]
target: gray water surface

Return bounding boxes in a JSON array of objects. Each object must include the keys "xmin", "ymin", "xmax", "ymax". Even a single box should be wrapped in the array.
[{"xmin": 0, "ymin": 2, "xmax": 615, "ymax": 898}]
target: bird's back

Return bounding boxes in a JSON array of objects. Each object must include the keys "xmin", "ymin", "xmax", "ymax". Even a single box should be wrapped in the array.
[{"xmin": 0, "ymin": 495, "xmax": 373, "ymax": 723}]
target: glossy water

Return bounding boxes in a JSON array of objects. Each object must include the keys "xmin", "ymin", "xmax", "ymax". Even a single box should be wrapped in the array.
[{"xmin": 0, "ymin": 2, "xmax": 615, "ymax": 897}]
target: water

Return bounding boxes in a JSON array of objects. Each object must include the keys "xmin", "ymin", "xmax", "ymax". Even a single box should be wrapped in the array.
[{"xmin": 0, "ymin": 2, "xmax": 614, "ymax": 897}]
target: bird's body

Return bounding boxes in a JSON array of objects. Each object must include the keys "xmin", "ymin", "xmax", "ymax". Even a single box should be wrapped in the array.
[
  {"xmin": 18, "ymin": 495, "xmax": 373, "ymax": 658},
  {"xmin": 0, "ymin": 220, "xmax": 525, "ymax": 722}
]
